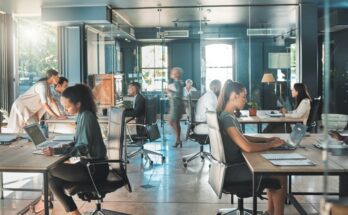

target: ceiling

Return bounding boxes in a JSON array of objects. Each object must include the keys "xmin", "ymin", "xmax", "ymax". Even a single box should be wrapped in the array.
[{"xmin": 0, "ymin": 0, "xmax": 347, "ymax": 29}]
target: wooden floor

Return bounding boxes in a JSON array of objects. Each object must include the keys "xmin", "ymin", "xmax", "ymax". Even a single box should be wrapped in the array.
[{"xmin": 0, "ymin": 122, "xmax": 340, "ymax": 215}]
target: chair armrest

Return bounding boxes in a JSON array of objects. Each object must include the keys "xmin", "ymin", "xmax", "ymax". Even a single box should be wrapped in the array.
[
  {"xmin": 126, "ymin": 123, "xmax": 146, "ymax": 127},
  {"xmin": 126, "ymin": 117, "xmax": 135, "ymax": 123},
  {"xmin": 84, "ymin": 159, "xmax": 125, "ymax": 166}
]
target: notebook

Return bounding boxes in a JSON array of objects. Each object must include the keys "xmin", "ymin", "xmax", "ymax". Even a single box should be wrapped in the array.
[
  {"xmin": 270, "ymin": 159, "xmax": 316, "ymax": 166},
  {"xmin": 262, "ymin": 153, "xmax": 306, "ymax": 160},
  {"xmin": 262, "ymin": 153, "xmax": 316, "ymax": 166}
]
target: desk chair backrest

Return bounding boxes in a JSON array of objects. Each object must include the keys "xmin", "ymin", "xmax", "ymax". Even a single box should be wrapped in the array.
[
  {"xmin": 206, "ymin": 111, "xmax": 226, "ymax": 198},
  {"xmin": 108, "ymin": 108, "xmax": 125, "ymax": 170},
  {"xmin": 307, "ymin": 96, "xmax": 321, "ymax": 133},
  {"xmin": 187, "ymin": 94, "xmax": 195, "ymax": 122},
  {"xmin": 145, "ymin": 96, "xmax": 158, "ymax": 125}
]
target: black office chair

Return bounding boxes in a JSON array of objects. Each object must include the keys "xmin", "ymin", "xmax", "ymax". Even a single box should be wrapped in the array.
[
  {"xmin": 306, "ymin": 96, "xmax": 321, "ymax": 133},
  {"xmin": 182, "ymin": 95, "xmax": 211, "ymax": 168},
  {"xmin": 206, "ymin": 111, "xmax": 280, "ymax": 215},
  {"xmin": 64, "ymin": 108, "xmax": 132, "ymax": 215},
  {"xmin": 127, "ymin": 96, "xmax": 165, "ymax": 165}
]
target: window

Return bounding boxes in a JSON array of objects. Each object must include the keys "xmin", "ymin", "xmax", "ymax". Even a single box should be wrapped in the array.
[
  {"xmin": 141, "ymin": 45, "xmax": 168, "ymax": 91},
  {"xmin": 16, "ymin": 16, "xmax": 58, "ymax": 95},
  {"xmin": 205, "ymin": 44, "xmax": 233, "ymax": 89}
]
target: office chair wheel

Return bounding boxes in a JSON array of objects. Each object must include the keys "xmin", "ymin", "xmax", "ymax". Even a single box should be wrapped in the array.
[
  {"xmin": 183, "ymin": 163, "xmax": 187, "ymax": 168},
  {"xmin": 201, "ymin": 156, "xmax": 204, "ymax": 160},
  {"xmin": 182, "ymin": 158, "xmax": 187, "ymax": 162},
  {"xmin": 150, "ymin": 160, "xmax": 154, "ymax": 165},
  {"xmin": 161, "ymin": 156, "xmax": 165, "ymax": 163}
]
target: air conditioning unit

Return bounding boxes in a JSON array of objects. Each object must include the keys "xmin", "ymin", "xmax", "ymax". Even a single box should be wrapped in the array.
[
  {"xmin": 247, "ymin": 28, "xmax": 285, "ymax": 36},
  {"xmin": 157, "ymin": 30, "xmax": 189, "ymax": 38}
]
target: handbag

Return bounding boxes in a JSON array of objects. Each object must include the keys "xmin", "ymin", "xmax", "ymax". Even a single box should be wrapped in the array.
[{"xmin": 145, "ymin": 123, "xmax": 161, "ymax": 142}]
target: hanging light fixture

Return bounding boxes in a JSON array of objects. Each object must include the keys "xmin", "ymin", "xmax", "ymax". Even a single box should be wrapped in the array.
[
  {"xmin": 157, "ymin": 8, "xmax": 162, "ymax": 38},
  {"xmin": 198, "ymin": 7, "xmax": 203, "ymax": 34}
]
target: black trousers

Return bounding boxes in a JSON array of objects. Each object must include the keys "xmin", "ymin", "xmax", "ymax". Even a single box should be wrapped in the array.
[{"xmin": 48, "ymin": 162, "xmax": 109, "ymax": 212}]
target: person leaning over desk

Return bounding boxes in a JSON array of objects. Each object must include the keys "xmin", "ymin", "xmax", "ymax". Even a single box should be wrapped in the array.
[
  {"xmin": 217, "ymin": 80, "xmax": 286, "ymax": 215},
  {"xmin": 7, "ymin": 69, "xmax": 67, "ymax": 133},
  {"xmin": 263, "ymin": 83, "xmax": 311, "ymax": 133},
  {"xmin": 42, "ymin": 84, "xmax": 109, "ymax": 215},
  {"xmin": 51, "ymin": 76, "xmax": 69, "ymax": 114}
]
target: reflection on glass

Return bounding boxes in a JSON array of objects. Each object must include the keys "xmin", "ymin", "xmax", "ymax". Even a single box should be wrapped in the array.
[{"xmin": 16, "ymin": 16, "xmax": 58, "ymax": 95}]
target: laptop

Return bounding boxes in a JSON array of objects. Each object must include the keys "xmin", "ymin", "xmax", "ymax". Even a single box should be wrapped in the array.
[
  {"xmin": 273, "ymin": 123, "xmax": 307, "ymax": 150},
  {"xmin": 190, "ymin": 91, "xmax": 201, "ymax": 100},
  {"xmin": 23, "ymin": 123, "xmax": 69, "ymax": 154},
  {"xmin": 0, "ymin": 134, "xmax": 18, "ymax": 145}
]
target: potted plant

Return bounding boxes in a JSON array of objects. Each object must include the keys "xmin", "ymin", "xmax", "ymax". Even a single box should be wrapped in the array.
[{"xmin": 247, "ymin": 101, "xmax": 259, "ymax": 116}]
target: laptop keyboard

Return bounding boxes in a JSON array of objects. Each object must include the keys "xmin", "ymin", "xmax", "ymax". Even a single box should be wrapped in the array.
[{"xmin": 272, "ymin": 145, "xmax": 297, "ymax": 150}]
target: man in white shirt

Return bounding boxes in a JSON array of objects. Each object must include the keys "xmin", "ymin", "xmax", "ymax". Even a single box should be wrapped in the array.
[{"xmin": 194, "ymin": 80, "xmax": 221, "ymax": 134}]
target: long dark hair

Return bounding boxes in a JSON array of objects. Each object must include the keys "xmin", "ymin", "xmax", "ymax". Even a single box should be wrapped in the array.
[
  {"xmin": 216, "ymin": 80, "xmax": 246, "ymax": 113},
  {"xmin": 293, "ymin": 83, "xmax": 311, "ymax": 108},
  {"xmin": 38, "ymin": 69, "xmax": 58, "ymax": 82},
  {"xmin": 62, "ymin": 84, "xmax": 97, "ymax": 117}
]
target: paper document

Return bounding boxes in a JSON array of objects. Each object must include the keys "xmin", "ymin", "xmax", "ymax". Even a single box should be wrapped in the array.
[
  {"xmin": 52, "ymin": 134, "xmax": 75, "ymax": 141},
  {"xmin": 270, "ymin": 159, "xmax": 316, "ymax": 166},
  {"xmin": 262, "ymin": 153, "xmax": 306, "ymax": 160}
]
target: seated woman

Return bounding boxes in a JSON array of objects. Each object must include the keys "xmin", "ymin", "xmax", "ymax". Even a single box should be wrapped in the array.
[
  {"xmin": 217, "ymin": 80, "xmax": 286, "ymax": 215},
  {"xmin": 42, "ymin": 84, "xmax": 109, "ymax": 215},
  {"xmin": 263, "ymin": 83, "xmax": 311, "ymax": 133}
]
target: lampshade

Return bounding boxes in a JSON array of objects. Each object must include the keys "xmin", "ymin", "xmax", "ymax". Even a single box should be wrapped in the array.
[
  {"xmin": 261, "ymin": 73, "xmax": 275, "ymax": 83},
  {"xmin": 268, "ymin": 53, "xmax": 290, "ymax": 69}
]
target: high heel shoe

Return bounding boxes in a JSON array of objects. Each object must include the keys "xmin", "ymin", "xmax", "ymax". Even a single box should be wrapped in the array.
[
  {"xmin": 172, "ymin": 141, "xmax": 182, "ymax": 148},
  {"xmin": 29, "ymin": 194, "xmax": 54, "ymax": 214}
]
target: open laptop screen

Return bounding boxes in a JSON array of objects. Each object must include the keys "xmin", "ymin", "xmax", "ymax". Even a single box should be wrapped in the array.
[{"xmin": 24, "ymin": 124, "xmax": 46, "ymax": 146}]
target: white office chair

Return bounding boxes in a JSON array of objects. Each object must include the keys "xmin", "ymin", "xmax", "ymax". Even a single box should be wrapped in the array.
[{"xmin": 206, "ymin": 111, "xmax": 280, "ymax": 215}]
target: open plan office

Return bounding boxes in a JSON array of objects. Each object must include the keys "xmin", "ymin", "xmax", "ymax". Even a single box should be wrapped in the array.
[{"xmin": 0, "ymin": 0, "xmax": 348, "ymax": 215}]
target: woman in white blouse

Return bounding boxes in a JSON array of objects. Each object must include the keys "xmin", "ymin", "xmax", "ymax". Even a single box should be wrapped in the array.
[
  {"xmin": 279, "ymin": 83, "xmax": 311, "ymax": 124},
  {"xmin": 263, "ymin": 83, "xmax": 311, "ymax": 133},
  {"xmin": 7, "ymin": 69, "xmax": 66, "ymax": 133},
  {"xmin": 183, "ymin": 79, "xmax": 197, "ymax": 97}
]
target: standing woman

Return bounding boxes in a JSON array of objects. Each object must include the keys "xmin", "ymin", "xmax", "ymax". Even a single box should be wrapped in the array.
[
  {"xmin": 43, "ymin": 84, "xmax": 109, "ymax": 215},
  {"xmin": 7, "ymin": 69, "xmax": 66, "ymax": 133},
  {"xmin": 167, "ymin": 67, "xmax": 185, "ymax": 148},
  {"xmin": 217, "ymin": 80, "xmax": 286, "ymax": 215},
  {"xmin": 183, "ymin": 79, "xmax": 197, "ymax": 97},
  {"xmin": 263, "ymin": 83, "xmax": 311, "ymax": 133}
]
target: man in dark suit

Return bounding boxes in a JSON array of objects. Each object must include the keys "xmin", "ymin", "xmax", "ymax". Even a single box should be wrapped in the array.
[{"xmin": 125, "ymin": 82, "xmax": 146, "ymax": 135}]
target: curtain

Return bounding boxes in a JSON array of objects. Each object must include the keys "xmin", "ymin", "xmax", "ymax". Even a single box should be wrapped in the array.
[{"xmin": 0, "ymin": 14, "xmax": 9, "ymax": 112}]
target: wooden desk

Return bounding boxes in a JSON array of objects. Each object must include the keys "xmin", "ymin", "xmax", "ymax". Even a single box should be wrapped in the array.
[
  {"xmin": 242, "ymin": 134, "xmax": 348, "ymax": 214},
  {"xmin": 238, "ymin": 110, "xmax": 304, "ymax": 133},
  {"xmin": 0, "ymin": 139, "xmax": 68, "ymax": 214},
  {"xmin": 45, "ymin": 116, "xmax": 108, "ymax": 124}
]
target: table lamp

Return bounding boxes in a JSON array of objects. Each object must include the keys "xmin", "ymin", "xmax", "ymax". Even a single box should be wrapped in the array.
[{"xmin": 261, "ymin": 73, "xmax": 275, "ymax": 84}]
